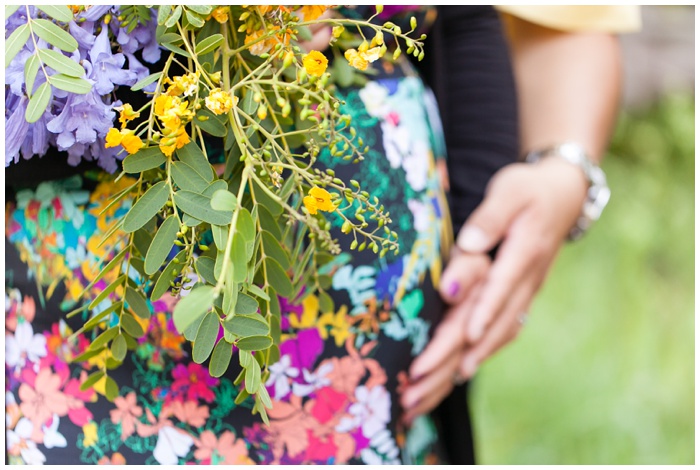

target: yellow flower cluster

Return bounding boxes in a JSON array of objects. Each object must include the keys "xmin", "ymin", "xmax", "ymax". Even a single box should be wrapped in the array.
[
  {"xmin": 115, "ymin": 103, "xmax": 140, "ymax": 128},
  {"xmin": 105, "ymin": 128, "xmax": 144, "ymax": 155},
  {"xmin": 303, "ymin": 186, "xmax": 336, "ymax": 215},
  {"xmin": 205, "ymin": 88, "xmax": 237, "ymax": 115},
  {"xmin": 302, "ymin": 50, "xmax": 328, "ymax": 77},
  {"xmin": 154, "ymin": 95, "xmax": 194, "ymax": 157},
  {"xmin": 210, "ymin": 6, "xmax": 229, "ymax": 23},
  {"xmin": 164, "ymin": 72, "xmax": 199, "ymax": 97},
  {"xmin": 345, "ymin": 35, "xmax": 385, "ymax": 71}
]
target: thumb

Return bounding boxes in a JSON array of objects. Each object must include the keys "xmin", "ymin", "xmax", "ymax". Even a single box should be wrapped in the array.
[{"xmin": 456, "ymin": 167, "xmax": 531, "ymax": 253}]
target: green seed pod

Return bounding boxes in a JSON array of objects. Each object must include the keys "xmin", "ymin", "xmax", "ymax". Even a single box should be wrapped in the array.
[{"xmin": 350, "ymin": 240, "xmax": 358, "ymax": 250}]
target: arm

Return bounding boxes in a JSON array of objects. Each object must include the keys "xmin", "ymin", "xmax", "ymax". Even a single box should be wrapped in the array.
[{"xmin": 402, "ymin": 14, "xmax": 624, "ymax": 421}]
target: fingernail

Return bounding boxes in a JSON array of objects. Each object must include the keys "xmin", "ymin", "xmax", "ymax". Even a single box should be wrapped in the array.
[
  {"xmin": 457, "ymin": 225, "xmax": 490, "ymax": 253},
  {"xmin": 446, "ymin": 281, "xmax": 460, "ymax": 298}
]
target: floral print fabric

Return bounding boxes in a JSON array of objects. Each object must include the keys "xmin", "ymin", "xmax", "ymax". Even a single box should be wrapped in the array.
[{"xmin": 5, "ymin": 73, "xmax": 451, "ymax": 465}]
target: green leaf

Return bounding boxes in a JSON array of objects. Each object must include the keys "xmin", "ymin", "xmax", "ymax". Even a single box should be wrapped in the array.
[
  {"xmin": 123, "ymin": 147, "xmax": 167, "ymax": 173},
  {"xmin": 211, "ymin": 189, "xmax": 238, "ymax": 212},
  {"xmin": 174, "ymin": 190, "xmax": 233, "ymax": 226},
  {"xmin": 211, "ymin": 224, "xmax": 228, "ymax": 251},
  {"xmin": 209, "ymin": 338, "xmax": 233, "ymax": 377},
  {"xmin": 185, "ymin": 10, "xmax": 205, "ymax": 28},
  {"xmin": 250, "ymin": 179, "xmax": 283, "ymax": 216},
  {"xmin": 264, "ymin": 258, "xmax": 293, "ymax": 298},
  {"xmin": 23, "ymin": 53, "xmax": 40, "ymax": 96},
  {"xmin": 239, "ymin": 89, "xmax": 258, "ymax": 116},
  {"xmin": 261, "ymin": 231, "xmax": 290, "ymax": 269},
  {"xmin": 195, "ymin": 108, "xmax": 227, "ymax": 137},
  {"xmin": 150, "ymin": 250, "xmax": 184, "ymax": 300},
  {"xmin": 104, "ymin": 376, "xmax": 119, "ymax": 401},
  {"xmin": 79, "ymin": 371, "xmax": 105, "ymax": 392},
  {"xmin": 195, "ymin": 33, "xmax": 224, "ymax": 56},
  {"xmin": 123, "ymin": 182, "xmax": 169, "ymax": 233},
  {"xmin": 157, "ymin": 4, "xmax": 171, "ymax": 25},
  {"xmin": 183, "ymin": 313, "xmax": 204, "ymax": 342},
  {"xmin": 37, "ymin": 48, "xmax": 84, "ymax": 77},
  {"xmin": 193, "ymin": 310, "xmax": 220, "ymax": 363},
  {"xmin": 159, "ymin": 32, "xmax": 183, "ymax": 44},
  {"xmin": 244, "ymin": 358, "xmax": 261, "ymax": 393},
  {"xmin": 145, "ymin": 215, "xmax": 179, "ymax": 275},
  {"xmin": 318, "ymin": 290, "xmax": 334, "ymax": 313},
  {"xmin": 222, "ymin": 283, "xmax": 239, "ymax": 316},
  {"xmin": 120, "ymin": 312, "xmax": 145, "ymax": 337},
  {"xmin": 5, "ymin": 23, "xmax": 29, "ymax": 68},
  {"xmin": 195, "ymin": 255, "xmax": 217, "ymax": 285},
  {"xmin": 223, "ymin": 314, "xmax": 269, "ymax": 337},
  {"xmin": 83, "ymin": 247, "xmax": 128, "ymax": 293},
  {"xmin": 110, "ymin": 334, "xmax": 127, "ymax": 362},
  {"xmin": 230, "ymin": 233, "xmax": 248, "ymax": 283},
  {"xmin": 235, "ymin": 293, "xmax": 259, "ymax": 315},
  {"xmin": 177, "ymin": 142, "xmax": 214, "ymax": 182},
  {"xmin": 203, "ymin": 180, "xmax": 227, "ymax": 198},
  {"xmin": 84, "ymin": 302, "xmax": 122, "ymax": 330},
  {"xmin": 173, "ymin": 285, "xmax": 215, "ymax": 334},
  {"xmin": 36, "ymin": 5, "xmax": 73, "ymax": 22},
  {"xmin": 234, "ymin": 387, "xmax": 250, "ymax": 405},
  {"xmin": 32, "ymin": 18, "xmax": 78, "ymax": 52},
  {"xmin": 164, "ymin": 5, "xmax": 182, "ymax": 28},
  {"xmin": 132, "ymin": 227, "xmax": 153, "ymax": 258},
  {"xmin": 161, "ymin": 41, "xmax": 190, "ymax": 58},
  {"xmin": 236, "ymin": 208, "xmax": 255, "ymax": 259},
  {"xmin": 257, "ymin": 382, "xmax": 273, "ymax": 409},
  {"xmin": 131, "ymin": 71, "xmax": 162, "ymax": 91},
  {"xmin": 72, "ymin": 348, "xmax": 104, "ymax": 364},
  {"xmin": 88, "ymin": 274, "xmax": 126, "ymax": 310},
  {"xmin": 188, "ymin": 5, "xmax": 213, "ymax": 15},
  {"xmin": 237, "ymin": 335, "xmax": 273, "ymax": 352},
  {"xmin": 125, "ymin": 286, "xmax": 151, "ymax": 319},
  {"xmin": 89, "ymin": 326, "xmax": 119, "ymax": 351},
  {"xmin": 25, "ymin": 82, "xmax": 52, "ymax": 123},
  {"xmin": 171, "ymin": 161, "xmax": 209, "ymax": 192},
  {"xmin": 296, "ymin": 25, "xmax": 313, "ymax": 42},
  {"xmin": 49, "ymin": 73, "xmax": 91, "ymax": 94},
  {"xmin": 5, "ymin": 5, "xmax": 20, "ymax": 19},
  {"xmin": 247, "ymin": 284, "xmax": 270, "ymax": 302},
  {"xmin": 258, "ymin": 205, "xmax": 282, "ymax": 239}
]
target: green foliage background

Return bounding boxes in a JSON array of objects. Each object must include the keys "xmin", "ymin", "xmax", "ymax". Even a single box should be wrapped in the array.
[{"xmin": 471, "ymin": 92, "xmax": 695, "ymax": 464}]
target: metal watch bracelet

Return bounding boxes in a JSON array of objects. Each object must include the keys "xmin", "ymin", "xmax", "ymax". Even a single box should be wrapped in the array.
[{"xmin": 525, "ymin": 142, "xmax": 611, "ymax": 241}]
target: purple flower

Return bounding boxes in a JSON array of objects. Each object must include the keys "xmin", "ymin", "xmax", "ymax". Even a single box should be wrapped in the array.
[
  {"xmin": 5, "ymin": 6, "xmax": 36, "ymax": 31},
  {"xmin": 89, "ymin": 27, "xmax": 137, "ymax": 95},
  {"xmin": 77, "ymin": 5, "xmax": 114, "ymax": 22},
  {"xmin": 117, "ymin": 16, "xmax": 161, "ymax": 63},
  {"xmin": 5, "ymin": 47, "xmax": 33, "ymax": 96},
  {"xmin": 69, "ymin": 20, "xmax": 97, "ymax": 51},
  {"xmin": 5, "ymin": 96, "xmax": 30, "ymax": 166},
  {"xmin": 19, "ymin": 108, "xmax": 54, "ymax": 162},
  {"xmin": 46, "ymin": 86, "xmax": 115, "ymax": 150}
]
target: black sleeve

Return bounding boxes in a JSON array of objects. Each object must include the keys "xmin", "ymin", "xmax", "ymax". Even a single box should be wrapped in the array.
[{"xmin": 417, "ymin": 5, "xmax": 520, "ymax": 236}]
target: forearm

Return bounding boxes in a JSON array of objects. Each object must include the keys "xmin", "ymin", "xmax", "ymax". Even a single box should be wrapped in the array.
[{"xmin": 503, "ymin": 14, "xmax": 623, "ymax": 163}]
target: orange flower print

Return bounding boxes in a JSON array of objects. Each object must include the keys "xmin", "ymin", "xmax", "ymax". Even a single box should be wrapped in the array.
[
  {"xmin": 194, "ymin": 430, "xmax": 255, "ymax": 465},
  {"xmin": 110, "ymin": 392, "xmax": 143, "ymax": 440},
  {"xmin": 98, "ymin": 453, "xmax": 127, "ymax": 465}
]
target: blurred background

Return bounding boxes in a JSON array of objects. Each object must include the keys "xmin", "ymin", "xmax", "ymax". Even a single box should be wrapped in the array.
[{"xmin": 471, "ymin": 5, "xmax": 695, "ymax": 464}]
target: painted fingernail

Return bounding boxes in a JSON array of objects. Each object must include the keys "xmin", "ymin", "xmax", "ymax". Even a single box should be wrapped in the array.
[
  {"xmin": 457, "ymin": 224, "xmax": 490, "ymax": 253},
  {"xmin": 446, "ymin": 281, "xmax": 460, "ymax": 298}
]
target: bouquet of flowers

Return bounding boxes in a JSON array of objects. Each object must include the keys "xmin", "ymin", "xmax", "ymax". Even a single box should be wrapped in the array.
[{"xmin": 5, "ymin": 4, "xmax": 426, "ymax": 422}]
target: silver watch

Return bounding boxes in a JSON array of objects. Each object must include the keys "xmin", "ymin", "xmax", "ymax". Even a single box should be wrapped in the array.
[{"xmin": 525, "ymin": 142, "xmax": 611, "ymax": 241}]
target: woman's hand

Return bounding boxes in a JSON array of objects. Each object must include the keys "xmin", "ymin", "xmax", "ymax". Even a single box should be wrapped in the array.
[{"xmin": 400, "ymin": 157, "xmax": 588, "ymax": 423}]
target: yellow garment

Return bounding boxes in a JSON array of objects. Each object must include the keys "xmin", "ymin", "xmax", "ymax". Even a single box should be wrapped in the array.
[{"xmin": 495, "ymin": 5, "xmax": 641, "ymax": 33}]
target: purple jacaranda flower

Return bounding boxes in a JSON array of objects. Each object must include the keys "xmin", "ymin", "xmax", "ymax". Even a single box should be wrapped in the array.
[
  {"xmin": 117, "ymin": 16, "xmax": 161, "ymax": 63},
  {"xmin": 46, "ymin": 85, "xmax": 115, "ymax": 150},
  {"xmin": 19, "ymin": 108, "xmax": 55, "ymax": 162},
  {"xmin": 89, "ymin": 27, "xmax": 138, "ymax": 95},
  {"xmin": 69, "ymin": 20, "xmax": 97, "ymax": 51},
  {"xmin": 124, "ymin": 53, "xmax": 157, "ymax": 92},
  {"xmin": 77, "ymin": 5, "xmax": 114, "ymax": 22},
  {"xmin": 5, "ymin": 6, "xmax": 37, "ymax": 31},
  {"xmin": 5, "ymin": 47, "xmax": 33, "ymax": 96},
  {"xmin": 6, "ymin": 96, "xmax": 30, "ymax": 166}
]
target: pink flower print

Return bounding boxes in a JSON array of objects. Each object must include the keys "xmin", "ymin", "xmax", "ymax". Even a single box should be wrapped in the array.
[
  {"xmin": 309, "ymin": 387, "xmax": 348, "ymax": 425},
  {"xmin": 194, "ymin": 430, "xmax": 254, "ymax": 465},
  {"xmin": 336, "ymin": 385, "xmax": 391, "ymax": 440},
  {"xmin": 265, "ymin": 354, "xmax": 299, "ymax": 400},
  {"xmin": 170, "ymin": 362, "xmax": 219, "ymax": 403},
  {"xmin": 110, "ymin": 392, "xmax": 143, "ymax": 440},
  {"xmin": 5, "ymin": 290, "xmax": 35, "ymax": 332},
  {"xmin": 6, "ymin": 321, "xmax": 47, "ymax": 373},
  {"xmin": 63, "ymin": 373, "xmax": 96, "ymax": 427},
  {"xmin": 304, "ymin": 430, "xmax": 338, "ymax": 463},
  {"xmin": 164, "ymin": 400, "xmax": 210, "ymax": 428},
  {"xmin": 18, "ymin": 368, "xmax": 69, "ymax": 442}
]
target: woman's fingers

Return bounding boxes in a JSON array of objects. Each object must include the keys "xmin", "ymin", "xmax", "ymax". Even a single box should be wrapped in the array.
[
  {"xmin": 439, "ymin": 250, "xmax": 490, "ymax": 305},
  {"xmin": 401, "ymin": 353, "xmax": 461, "ymax": 424}
]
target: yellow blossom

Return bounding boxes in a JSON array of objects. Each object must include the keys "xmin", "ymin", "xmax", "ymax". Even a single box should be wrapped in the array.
[
  {"xmin": 159, "ymin": 126, "xmax": 190, "ymax": 157},
  {"xmin": 165, "ymin": 72, "xmax": 199, "ymax": 97},
  {"xmin": 298, "ymin": 5, "xmax": 327, "ymax": 21},
  {"xmin": 245, "ymin": 26, "xmax": 293, "ymax": 56},
  {"xmin": 154, "ymin": 95, "xmax": 193, "ymax": 129},
  {"xmin": 83, "ymin": 421, "xmax": 98, "ymax": 447},
  {"xmin": 344, "ymin": 49, "xmax": 368, "ymax": 71},
  {"xmin": 205, "ymin": 88, "xmax": 237, "ymax": 115},
  {"xmin": 318, "ymin": 305, "xmax": 351, "ymax": 347},
  {"xmin": 303, "ymin": 186, "xmax": 335, "ymax": 215},
  {"xmin": 210, "ymin": 6, "xmax": 229, "ymax": 23},
  {"xmin": 115, "ymin": 103, "xmax": 140, "ymax": 128},
  {"xmin": 302, "ymin": 50, "xmax": 328, "ymax": 77},
  {"xmin": 344, "ymin": 43, "xmax": 384, "ymax": 71},
  {"xmin": 104, "ymin": 128, "xmax": 144, "ymax": 155}
]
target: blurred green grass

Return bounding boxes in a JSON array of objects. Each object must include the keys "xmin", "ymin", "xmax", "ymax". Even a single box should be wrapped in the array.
[{"xmin": 471, "ymin": 92, "xmax": 695, "ymax": 465}]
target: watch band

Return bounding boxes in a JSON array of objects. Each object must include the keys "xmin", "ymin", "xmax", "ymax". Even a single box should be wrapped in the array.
[{"xmin": 525, "ymin": 142, "xmax": 611, "ymax": 241}]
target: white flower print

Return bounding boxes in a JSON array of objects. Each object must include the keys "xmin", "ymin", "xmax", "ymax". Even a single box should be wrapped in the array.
[
  {"xmin": 291, "ymin": 361, "xmax": 334, "ymax": 397},
  {"xmin": 7, "ymin": 417, "xmax": 47, "ymax": 465},
  {"xmin": 265, "ymin": 354, "xmax": 299, "ymax": 400},
  {"xmin": 153, "ymin": 425, "xmax": 194, "ymax": 465},
  {"xmin": 42, "ymin": 414, "xmax": 67, "ymax": 449},
  {"xmin": 5, "ymin": 321, "xmax": 47, "ymax": 373},
  {"xmin": 359, "ymin": 81, "xmax": 390, "ymax": 118},
  {"xmin": 336, "ymin": 385, "xmax": 391, "ymax": 439}
]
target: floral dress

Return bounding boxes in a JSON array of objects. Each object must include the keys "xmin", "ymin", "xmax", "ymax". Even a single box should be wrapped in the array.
[{"xmin": 5, "ymin": 54, "xmax": 455, "ymax": 463}]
